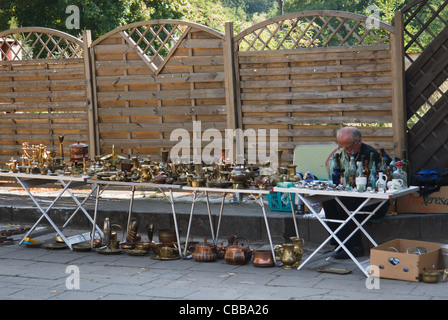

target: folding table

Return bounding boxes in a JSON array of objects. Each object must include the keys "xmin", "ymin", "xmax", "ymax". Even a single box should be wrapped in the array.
[
  {"xmin": 86, "ymin": 179, "xmax": 184, "ymax": 257},
  {"xmin": 181, "ymin": 186, "xmax": 279, "ymax": 264},
  {"xmin": 273, "ymin": 185, "xmax": 419, "ymax": 277},
  {"xmin": 0, "ymin": 172, "xmax": 102, "ymax": 250}
]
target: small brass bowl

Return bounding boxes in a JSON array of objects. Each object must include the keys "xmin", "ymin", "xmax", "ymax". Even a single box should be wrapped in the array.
[
  {"xmin": 158, "ymin": 228, "xmax": 177, "ymax": 244},
  {"xmin": 135, "ymin": 241, "xmax": 152, "ymax": 251},
  {"xmin": 421, "ymin": 271, "xmax": 441, "ymax": 283}
]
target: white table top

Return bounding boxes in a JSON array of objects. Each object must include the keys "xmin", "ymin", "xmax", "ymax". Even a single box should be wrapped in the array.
[
  {"xmin": 182, "ymin": 186, "xmax": 271, "ymax": 194},
  {"xmin": 273, "ymin": 186, "xmax": 419, "ymax": 200},
  {"xmin": 0, "ymin": 171, "xmax": 88, "ymax": 182},
  {"xmin": 86, "ymin": 178, "xmax": 183, "ymax": 189}
]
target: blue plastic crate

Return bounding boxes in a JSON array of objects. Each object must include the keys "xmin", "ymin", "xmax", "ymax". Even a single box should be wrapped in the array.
[{"xmin": 266, "ymin": 192, "xmax": 295, "ymax": 212}]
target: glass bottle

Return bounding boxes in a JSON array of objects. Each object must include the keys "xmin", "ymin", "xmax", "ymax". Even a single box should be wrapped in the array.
[
  {"xmin": 401, "ymin": 150, "xmax": 410, "ymax": 182},
  {"xmin": 377, "ymin": 148, "xmax": 385, "ymax": 171},
  {"xmin": 103, "ymin": 217, "xmax": 111, "ymax": 247},
  {"xmin": 356, "ymin": 155, "xmax": 365, "ymax": 177},
  {"xmin": 343, "ymin": 155, "xmax": 350, "ymax": 187},
  {"xmin": 378, "ymin": 154, "xmax": 387, "ymax": 175},
  {"xmin": 389, "ymin": 156, "xmax": 397, "ymax": 174},
  {"xmin": 328, "ymin": 153, "xmax": 335, "ymax": 184},
  {"xmin": 364, "ymin": 159, "xmax": 370, "ymax": 178},
  {"xmin": 369, "ymin": 157, "xmax": 377, "ymax": 190},
  {"xmin": 393, "ymin": 161, "xmax": 407, "ymax": 188},
  {"xmin": 332, "ymin": 165, "xmax": 341, "ymax": 186},
  {"xmin": 349, "ymin": 155, "xmax": 357, "ymax": 177}
]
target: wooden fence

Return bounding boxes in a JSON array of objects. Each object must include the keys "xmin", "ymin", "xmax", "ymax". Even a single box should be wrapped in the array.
[
  {"xmin": 0, "ymin": 27, "xmax": 91, "ymax": 164},
  {"xmin": 0, "ymin": 11, "xmax": 407, "ymax": 169},
  {"xmin": 402, "ymin": 0, "xmax": 448, "ymax": 175},
  {"xmin": 230, "ymin": 11, "xmax": 403, "ymax": 165}
]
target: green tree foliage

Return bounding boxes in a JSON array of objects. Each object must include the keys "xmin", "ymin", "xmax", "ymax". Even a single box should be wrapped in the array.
[
  {"xmin": 1, "ymin": 0, "xmax": 446, "ymax": 52},
  {"xmin": 0, "ymin": 0, "xmax": 185, "ymax": 39},
  {"xmin": 176, "ymin": 0, "xmax": 249, "ymax": 33},
  {"xmin": 0, "ymin": 0, "xmax": 247, "ymax": 37}
]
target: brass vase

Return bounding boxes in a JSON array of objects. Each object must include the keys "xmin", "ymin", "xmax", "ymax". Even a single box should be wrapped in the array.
[
  {"xmin": 290, "ymin": 237, "xmax": 305, "ymax": 268},
  {"xmin": 126, "ymin": 218, "xmax": 139, "ymax": 243},
  {"xmin": 281, "ymin": 244, "xmax": 296, "ymax": 270}
]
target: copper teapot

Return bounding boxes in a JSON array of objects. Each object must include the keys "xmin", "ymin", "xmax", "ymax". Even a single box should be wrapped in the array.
[{"xmin": 224, "ymin": 236, "xmax": 253, "ymax": 265}]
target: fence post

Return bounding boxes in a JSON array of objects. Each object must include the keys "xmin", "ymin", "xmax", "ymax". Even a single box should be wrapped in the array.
[
  {"xmin": 224, "ymin": 22, "xmax": 239, "ymax": 130},
  {"xmin": 390, "ymin": 11, "xmax": 407, "ymax": 157},
  {"xmin": 82, "ymin": 30, "xmax": 98, "ymax": 157}
]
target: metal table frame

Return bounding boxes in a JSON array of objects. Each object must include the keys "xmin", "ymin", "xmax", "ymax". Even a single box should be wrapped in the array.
[
  {"xmin": 181, "ymin": 186, "xmax": 278, "ymax": 264},
  {"xmin": 86, "ymin": 179, "xmax": 184, "ymax": 257},
  {"xmin": 274, "ymin": 186, "xmax": 419, "ymax": 277},
  {"xmin": 0, "ymin": 172, "xmax": 102, "ymax": 250}
]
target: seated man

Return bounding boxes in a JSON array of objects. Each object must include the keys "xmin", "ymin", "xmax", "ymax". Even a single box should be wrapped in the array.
[{"xmin": 323, "ymin": 126, "xmax": 392, "ymax": 259}]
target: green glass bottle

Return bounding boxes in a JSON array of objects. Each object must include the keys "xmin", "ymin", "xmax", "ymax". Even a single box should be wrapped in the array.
[{"xmin": 401, "ymin": 150, "xmax": 410, "ymax": 182}]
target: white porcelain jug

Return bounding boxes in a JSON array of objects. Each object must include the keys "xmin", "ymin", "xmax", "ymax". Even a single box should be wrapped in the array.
[
  {"xmin": 376, "ymin": 172, "xmax": 388, "ymax": 190},
  {"xmin": 387, "ymin": 178, "xmax": 403, "ymax": 191}
]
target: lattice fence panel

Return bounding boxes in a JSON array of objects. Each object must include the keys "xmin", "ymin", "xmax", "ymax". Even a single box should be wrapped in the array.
[
  {"xmin": 0, "ymin": 28, "xmax": 88, "ymax": 165},
  {"xmin": 234, "ymin": 11, "xmax": 396, "ymax": 166},
  {"xmin": 92, "ymin": 21, "xmax": 227, "ymax": 161},
  {"xmin": 403, "ymin": 0, "xmax": 448, "ymax": 174}
]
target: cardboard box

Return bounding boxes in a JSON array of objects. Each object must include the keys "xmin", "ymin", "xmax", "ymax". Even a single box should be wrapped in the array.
[
  {"xmin": 370, "ymin": 239, "xmax": 443, "ymax": 282},
  {"xmin": 397, "ymin": 186, "xmax": 448, "ymax": 213}
]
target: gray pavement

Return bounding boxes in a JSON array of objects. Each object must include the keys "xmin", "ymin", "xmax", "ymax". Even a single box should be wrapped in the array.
[
  {"xmin": 0, "ymin": 186, "xmax": 447, "ymax": 302},
  {"xmin": 0, "ymin": 227, "xmax": 447, "ymax": 301}
]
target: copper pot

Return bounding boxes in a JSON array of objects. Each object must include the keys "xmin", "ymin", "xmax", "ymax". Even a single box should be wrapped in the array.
[
  {"xmin": 69, "ymin": 141, "xmax": 89, "ymax": 162},
  {"xmin": 158, "ymin": 228, "xmax": 176, "ymax": 244},
  {"xmin": 192, "ymin": 238, "xmax": 217, "ymax": 262},
  {"xmin": 253, "ymin": 250, "xmax": 275, "ymax": 267},
  {"xmin": 154, "ymin": 170, "xmax": 168, "ymax": 184}
]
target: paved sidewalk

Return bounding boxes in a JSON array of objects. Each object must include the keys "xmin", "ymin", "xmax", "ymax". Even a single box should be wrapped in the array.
[{"xmin": 0, "ymin": 228, "xmax": 447, "ymax": 301}]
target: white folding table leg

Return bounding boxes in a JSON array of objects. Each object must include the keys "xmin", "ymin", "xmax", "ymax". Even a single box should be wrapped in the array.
[
  {"xmin": 287, "ymin": 192, "xmax": 300, "ymax": 237},
  {"xmin": 204, "ymin": 191, "xmax": 216, "ymax": 243},
  {"xmin": 183, "ymin": 190, "xmax": 199, "ymax": 258},
  {"xmin": 126, "ymin": 185, "xmax": 136, "ymax": 232},
  {"xmin": 333, "ymin": 197, "xmax": 384, "ymax": 250},
  {"xmin": 166, "ymin": 188, "xmax": 183, "ymax": 259},
  {"xmin": 253, "ymin": 192, "xmax": 279, "ymax": 266},
  {"xmin": 214, "ymin": 191, "xmax": 227, "ymax": 244},
  {"xmin": 296, "ymin": 194, "xmax": 372, "ymax": 276},
  {"xmin": 59, "ymin": 182, "xmax": 102, "ymax": 235},
  {"xmin": 152, "ymin": 187, "xmax": 183, "ymax": 258},
  {"xmin": 90, "ymin": 183, "xmax": 105, "ymax": 250},
  {"xmin": 17, "ymin": 178, "xmax": 74, "ymax": 248}
]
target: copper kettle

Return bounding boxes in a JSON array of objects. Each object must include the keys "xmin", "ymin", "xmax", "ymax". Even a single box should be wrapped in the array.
[
  {"xmin": 224, "ymin": 236, "xmax": 253, "ymax": 265},
  {"xmin": 192, "ymin": 238, "xmax": 217, "ymax": 262}
]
